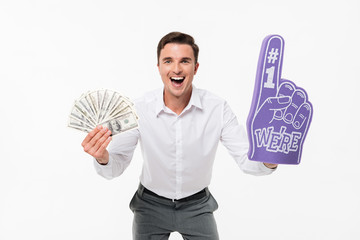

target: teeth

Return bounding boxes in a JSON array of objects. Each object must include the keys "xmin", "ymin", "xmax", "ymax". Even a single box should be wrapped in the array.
[{"xmin": 170, "ymin": 77, "xmax": 185, "ymax": 81}]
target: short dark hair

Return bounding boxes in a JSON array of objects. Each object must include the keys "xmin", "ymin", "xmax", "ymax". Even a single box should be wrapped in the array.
[{"xmin": 157, "ymin": 32, "xmax": 199, "ymax": 64}]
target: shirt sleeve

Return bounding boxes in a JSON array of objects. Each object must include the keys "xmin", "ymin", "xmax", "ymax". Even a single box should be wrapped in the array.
[
  {"xmin": 220, "ymin": 101, "xmax": 276, "ymax": 176},
  {"xmin": 93, "ymin": 128, "xmax": 140, "ymax": 180}
]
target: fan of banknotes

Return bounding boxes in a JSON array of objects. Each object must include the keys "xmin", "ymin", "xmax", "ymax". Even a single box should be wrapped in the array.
[{"xmin": 68, "ymin": 89, "xmax": 139, "ymax": 136}]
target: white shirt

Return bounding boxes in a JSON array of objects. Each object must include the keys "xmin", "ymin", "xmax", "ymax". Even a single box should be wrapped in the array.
[{"xmin": 94, "ymin": 86, "xmax": 275, "ymax": 200}]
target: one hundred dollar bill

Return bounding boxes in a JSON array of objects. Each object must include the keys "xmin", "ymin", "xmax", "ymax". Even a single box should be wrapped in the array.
[{"xmin": 99, "ymin": 110, "xmax": 138, "ymax": 136}]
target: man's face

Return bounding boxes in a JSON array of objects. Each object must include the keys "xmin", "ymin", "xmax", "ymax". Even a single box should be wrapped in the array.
[{"xmin": 158, "ymin": 43, "xmax": 199, "ymax": 101}]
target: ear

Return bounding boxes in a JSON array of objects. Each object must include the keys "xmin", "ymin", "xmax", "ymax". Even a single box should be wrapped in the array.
[{"xmin": 194, "ymin": 62, "xmax": 199, "ymax": 75}]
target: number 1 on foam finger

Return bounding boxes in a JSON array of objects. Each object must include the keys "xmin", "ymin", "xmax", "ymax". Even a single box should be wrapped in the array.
[{"xmin": 264, "ymin": 66, "xmax": 275, "ymax": 89}]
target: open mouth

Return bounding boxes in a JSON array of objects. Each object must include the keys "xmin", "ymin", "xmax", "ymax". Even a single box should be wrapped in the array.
[{"xmin": 170, "ymin": 77, "xmax": 185, "ymax": 84}]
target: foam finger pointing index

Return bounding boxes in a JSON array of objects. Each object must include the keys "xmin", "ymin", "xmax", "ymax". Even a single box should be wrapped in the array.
[{"xmin": 256, "ymin": 35, "xmax": 284, "ymax": 110}]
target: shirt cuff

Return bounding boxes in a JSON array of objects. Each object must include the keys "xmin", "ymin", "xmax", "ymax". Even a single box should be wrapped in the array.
[{"xmin": 93, "ymin": 155, "xmax": 114, "ymax": 180}]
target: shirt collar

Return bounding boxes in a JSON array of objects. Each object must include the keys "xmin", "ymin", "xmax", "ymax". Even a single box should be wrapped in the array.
[{"xmin": 154, "ymin": 85, "xmax": 203, "ymax": 116}]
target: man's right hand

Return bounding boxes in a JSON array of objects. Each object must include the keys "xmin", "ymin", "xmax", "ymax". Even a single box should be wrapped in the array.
[{"xmin": 81, "ymin": 125, "xmax": 112, "ymax": 165}]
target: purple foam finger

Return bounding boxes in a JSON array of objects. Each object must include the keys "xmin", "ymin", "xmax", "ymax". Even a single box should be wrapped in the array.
[{"xmin": 247, "ymin": 35, "xmax": 313, "ymax": 164}]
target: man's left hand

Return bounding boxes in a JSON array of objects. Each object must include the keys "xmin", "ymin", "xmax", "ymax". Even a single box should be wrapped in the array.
[{"xmin": 263, "ymin": 163, "xmax": 278, "ymax": 169}]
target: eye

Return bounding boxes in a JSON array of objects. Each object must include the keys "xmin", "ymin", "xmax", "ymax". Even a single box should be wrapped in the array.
[
  {"xmin": 164, "ymin": 60, "xmax": 172, "ymax": 64},
  {"xmin": 181, "ymin": 60, "xmax": 190, "ymax": 63}
]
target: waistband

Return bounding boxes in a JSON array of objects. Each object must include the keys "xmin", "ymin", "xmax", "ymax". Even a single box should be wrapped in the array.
[{"xmin": 137, "ymin": 183, "xmax": 208, "ymax": 203}]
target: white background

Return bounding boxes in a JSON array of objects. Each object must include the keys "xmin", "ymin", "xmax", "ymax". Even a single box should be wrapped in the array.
[{"xmin": 1, "ymin": 0, "xmax": 359, "ymax": 239}]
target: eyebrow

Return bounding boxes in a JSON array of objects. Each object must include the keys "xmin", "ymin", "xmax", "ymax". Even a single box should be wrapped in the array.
[
  {"xmin": 161, "ymin": 57, "xmax": 172, "ymax": 62},
  {"xmin": 181, "ymin": 57, "xmax": 192, "ymax": 62},
  {"xmin": 161, "ymin": 57, "xmax": 193, "ymax": 62}
]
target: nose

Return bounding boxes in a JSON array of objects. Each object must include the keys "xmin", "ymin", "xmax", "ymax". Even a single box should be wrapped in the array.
[{"xmin": 173, "ymin": 63, "xmax": 182, "ymax": 75}]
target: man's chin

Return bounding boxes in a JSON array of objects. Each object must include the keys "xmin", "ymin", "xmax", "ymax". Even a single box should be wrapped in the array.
[
  {"xmin": 165, "ymin": 84, "xmax": 192, "ymax": 98},
  {"xmin": 165, "ymin": 88, "xmax": 184, "ymax": 98}
]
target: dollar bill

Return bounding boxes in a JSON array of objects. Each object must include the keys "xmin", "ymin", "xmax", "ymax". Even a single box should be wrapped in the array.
[
  {"xmin": 68, "ymin": 117, "xmax": 93, "ymax": 132},
  {"xmin": 99, "ymin": 110, "xmax": 138, "ymax": 136},
  {"xmin": 70, "ymin": 102, "xmax": 97, "ymax": 126}
]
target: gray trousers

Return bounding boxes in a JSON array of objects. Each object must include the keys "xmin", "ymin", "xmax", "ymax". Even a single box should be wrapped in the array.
[{"xmin": 129, "ymin": 184, "xmax": 220, "ymax": 240}]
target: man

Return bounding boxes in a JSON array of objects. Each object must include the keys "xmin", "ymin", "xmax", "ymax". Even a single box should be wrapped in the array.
[{"xmin": 81, "ymin": 32, "xmax": 277, "ymax": 239}]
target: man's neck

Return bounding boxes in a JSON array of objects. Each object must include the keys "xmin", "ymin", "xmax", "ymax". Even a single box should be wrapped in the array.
[{"xmin": 163, "ymin": 90, "xmax": 192, "ymax": 116}]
